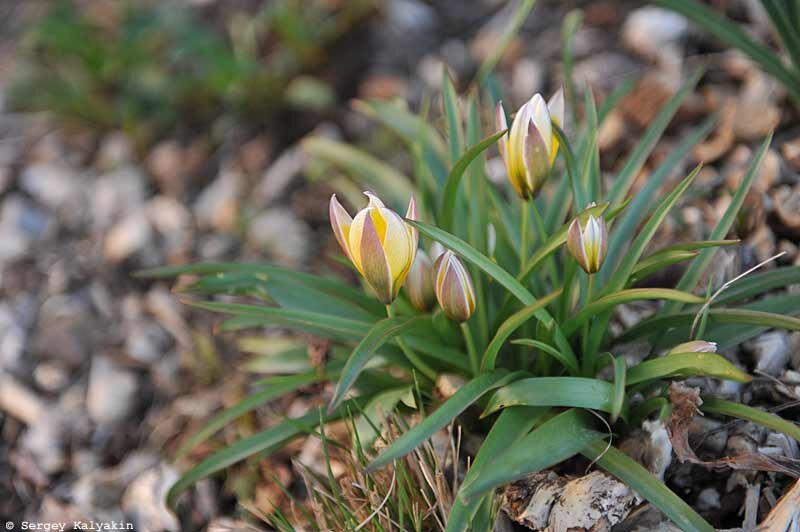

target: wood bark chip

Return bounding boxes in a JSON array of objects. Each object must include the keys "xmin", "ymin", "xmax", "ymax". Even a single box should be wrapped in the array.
[{"xmin": 667, "ymin": 383, "xmax": 800, "ymax": 477}]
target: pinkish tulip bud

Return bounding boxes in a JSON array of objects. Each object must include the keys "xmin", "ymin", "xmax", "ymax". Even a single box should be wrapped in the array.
[{"xmin": 433, "ymin": 250, "xmax": 476, "ymax": 322}]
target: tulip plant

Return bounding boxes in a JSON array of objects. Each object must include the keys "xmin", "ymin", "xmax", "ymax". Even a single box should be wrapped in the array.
[{"xmin": 143, "ymin": 64, "xmax": 800, "ymax": 532}]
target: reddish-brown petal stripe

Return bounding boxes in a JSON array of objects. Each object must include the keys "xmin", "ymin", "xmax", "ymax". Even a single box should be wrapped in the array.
[
  {"xmin": 359, "ymin": 211, "xmax": 394, "ymax": 303},
  {"xmin": 567, "ymin": 218, "xmax": 589, "ymax": 273},
  {"xmin": 523, "ymin": 121, "xmax": 550, "ymax": 196}
]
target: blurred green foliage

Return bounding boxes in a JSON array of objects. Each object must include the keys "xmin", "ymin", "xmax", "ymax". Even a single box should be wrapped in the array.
[{"xmin": 10, "ymin": 0, "xmax": 376, "ymax": 148}]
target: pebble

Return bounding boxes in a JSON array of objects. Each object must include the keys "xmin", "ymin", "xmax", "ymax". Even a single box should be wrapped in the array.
[
  {"xmin": 0, "ymin": 303, "xmax": 26, "ymax": 370},
  {"xmin": 622, "ymin": 6, "xmax": 688, "ymax": 63},
  {"xmin": 193, "ymin": 167, "xmax": 243, "ymax": 232},
  {"xmin": 121, "ymin": 463, "xmax": 181, "ymax": 531},
  {"xmin": 511, "ymin": 58, "xmax": 544, "ymax": 106},
  {"xmin": 696, "ymin": 487, "xmax": 721, "ymax": 511},
  {"xmin": 146, "ymin": 141, "xmax": 185, "ymax": 197},
  {"xmin": 125, "ymin": 319, "xmax": 171, "ymax": 363},
  {"xmin": 749, "ymin": 331, "xmax": 790, "ymax": 377},
  {"xmin": 32, "ymin": 294, "xmax": 94, "ymax": 367},
  {"xmin": 246, "ymin": 207, "xmax": 311, "ymax": 267},
  {"xmin": 253, "ymin": 145, "xmax": 307, "ymax": 207},
  {"xmin": 19, "ymin": 163, "xmax": 83, "ymax": 212},
  {"xmin": 0, "ymin": 371, "xmax": 46, "ymax": 424},
  {"xmin": 96, "ymin": 131, "xmax": 133, "ymax": 170},
  {"xmin": 92, "ymin": 166, "xmax": 146, "ymax": 231},
  {"xmin": 19, "ymin": 411, "xmax": 66, "ymax": 475},
  {"xmin": 104, "ymin": 209, "xmax": 154, "ymax": 263},
  {"xmin": 86, "ymin": 357, "xmax": 139, "ymax": 426},
  {"xmin": 0, "ymin": 194, "xmax": 53, "ymax": 263}
]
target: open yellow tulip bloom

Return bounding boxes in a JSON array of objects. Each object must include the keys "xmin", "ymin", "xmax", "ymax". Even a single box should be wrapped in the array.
[
  {"xmin": 329, "ymin": 192, "xmax": 417, "ymax": 304},
  {"xmin": 496, "ymin": 89, "xmax": 564, "ymax": 199}
]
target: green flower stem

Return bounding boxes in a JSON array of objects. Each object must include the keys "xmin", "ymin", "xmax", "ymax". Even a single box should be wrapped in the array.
[
  {"xmin": 582, "ymin": 274, "xmax": 596, "ymax": 376},
  {"xmin": 386, "ymin": 304, "xmax": 437, "ymax": 381},
  {"xmin": 530, "ymin": 199, "xmax": 560, "ymax": 286},
  {"xmin": 519, "ymin": 201, "xmax": 529, "ymax": 274},
  {"xmin": 461, "ymin": 322, "xmax": 479, "ymax": 376}
]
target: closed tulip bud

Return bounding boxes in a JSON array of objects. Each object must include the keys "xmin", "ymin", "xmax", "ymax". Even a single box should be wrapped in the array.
[
  {"xmin": 329, "ymin": 192, "xmax": 418, "ymax": 304},
  {"xmin": 433, "ymin": 250, "xmax": 476, "ymax": 322},
  {"xmin": 405, "ymin": 250, "xmax": 436, "ymax": 311},
  {"xmin": 496, "ymin": 89, "xmax": 564, "ymax": 200},
  {"xmin": 668, "ymin": 341, "xmax": 718, "ymax": 355},
  {"xmin": 566, "ymin": 208, "xmax": 608, "ymax": 274}
]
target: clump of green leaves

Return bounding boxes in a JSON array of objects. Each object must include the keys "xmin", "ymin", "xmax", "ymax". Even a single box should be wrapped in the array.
[
  {"xmin": 656, "ymin": 0, "xmax": 800, "ymax": 108},
  {"xmin": 10, "ymin": 0, "xmax": 373, "ymax": 148},
  {"xmin": 142, "ymin": 7, "xmax": 800, "ymax": 532}
]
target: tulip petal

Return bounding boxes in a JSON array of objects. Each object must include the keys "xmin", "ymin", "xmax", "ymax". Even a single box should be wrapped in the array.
[
  {"xmin": 358, "ymin": 211, "xmax": 394, "ymax": 303},
  {"xmin": 529, "ymin": 94, "xmax": 552, "ymax": 159},
  {"xmin": 567, "ymin": 218, "xmax": 589, "ymax": 273},
  {"xmin": 522, "ymin": 121, "xmax": 550, "ymax": 195},
  {"xmin": 329, "ymin": 194, "xmax": 354, "ymax": 262},
  {"xmin": 405, "ymin": 195, "xmax": 418, "ymax": 253},
  {"xmin": 496, "ymin": 101, "xmax": 509, "ymax": 165},
  {"xmin": 547, "ymin": 89, "xmax": 565, "ymax": 165},
  {"xmin": 434, "ymin": 252, "xmax": 475, "ymax": 322},
  {"xmin": 379, "ymin": 207, "xmax": 414, "ymax": 296}
]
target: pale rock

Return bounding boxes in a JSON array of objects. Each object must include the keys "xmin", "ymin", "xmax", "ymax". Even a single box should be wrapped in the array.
[
  {"xmin": 126, "ymin": 319, "xmax": 171, "ymax": 363},
  {"xmin": 696, "ymin": 487, "xmax": 721, "ymax": 511},
  {"xmin": 121, "ymin": 464, "xmax": 180, "ymax": 532},
  {"xmin": 548, "ymin": 471, "xmax": 635, "ymax": 530},
  {"xmin": 511, "ymin": 58, "xmax": 544, "ymax": 106},
  {"xmin": 253, "ymin": 145, "xmax": 307, "ymax": 207},
  {"xmin": 145, "ymin": 195, "xmax": 193, "ymax": 259},
  {"xmin": 93, "ymin": 166, "xmax": 146, "ymax": 230},
  {"xmin": 749, "ymin": 331, "xmax": 790, "ymax": 376},
  {"xmin": 246, "ymin": 207, "xmax": 311, "ymax": 267},
  {"xmin": 33, "ymin": 361, "xmax": 69, "ymax": 392},
  {"xmin": 86, "ymin": 357, "xmax": 139, "ymax": 425},
  {"xmin": 104, "ymin": 210, "xmax": 153, "ymax": 263},
  {"xmin": 0, "ymin": 371, "xmax": 46, "ymax": 424},
  {"xmin": 20, "ymin": 410, "xmax": 66, "ymax": 475},
  {"xmin": 0, "ymin": 194, "xmax": 53, "ymax": 262},
  {"xmin": 0, "ymin": 303, "xmax": 26, "ymax": 369},
  {"xmin": 96, "ymin": 131, "xmax": 133, "ymax": 170},
  {"xmin": 622, "ymin": 6, "xmax": 688, "ymax": 64},
  {"xmin": 193, "ymin": 168, "xmax": 242, "ymax": 232},
  {"xmin": 20, "ymin": 163, "xmax": 83, "ymax": 212}
]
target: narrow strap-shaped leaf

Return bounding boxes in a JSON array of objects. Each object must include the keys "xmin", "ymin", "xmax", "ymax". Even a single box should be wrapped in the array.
[
  {"xmin": 700, "ymin": 396, "xmax": 800, "ymax": 443},
  {"xmin": 616, "ymin": 295, "xmax": 800, "ymax": 343},
  {"xmin": 630, "ymin": 250, "xmax": 699, "ymax": 285},
  {"xmin": 553, "ymin": 124, "xmax": 588, "ymax": 210},
  {"xmin": 481, "ymin": 377, "xmax": 621, "ymax": 418},
  {"xmin": 605, "ymin": 353, "xmax": 627, "ymax": 423},
  {"xmin": 137, "ymin": 261, "xmax": 384, "ymax": 315},
  {"xmin": 329, "ymin": 315, "xmax": 426, "ymax": 413},
  {"xmin": 188, "ymin": 300, "xmax": 373, "ymax": 341},
  {"xmin": 654, "ymin": 0, "xmax": 800, "ymax": 105},
  {"xmin": 175, "ymin": 373, "xmax": 321, "ymax": 460},
  {"xmin": 562, "ymin": 288, "xmax": 705, "ymax": 336},
  {"xmin": 167, "ymin": 401, "xmax": 360, "ymax": 509},
  {"xmin": 511, "ymin": 339, "xmax": 581, "ymax": 375},
  {"xmin": 442, "ymin": 68, "xmax": 463, "ymax": 165},
  {"xmin": 711, "ymin": 266, "xmax": 800, "ymax": 306},
  {"xmin": 475, "ymin": 0, "xmax": 537, "ymax": 83},
  {"xmin": 365, "ymin": 370, "xmax": 519, "ymax": 472},
  {"xmin": 581, "ymin": 442, "xmax": 715, "ymax": 532},
  {"xmin": 446, "ymin": 406, "xmax": 550, "ymax": 532},
  {"xmin": 408, "ymin": 219, "xmax": 577, "ymax": 361},
  {"xmin": 352, "ymin": 98, "xmax": 447, "ymax": 157},
  {"xmin": 665, "ymin": 134, "xmax": 772, "ymax": 314},
  {"xmin": 604, "ymin": 165, "xmax": 701, "ymax": 295},
  {"xmin": 458, "ymin": 409, "xmax": 604, "ymax": 503},
  {"xmin": 626, "ymin": 352, "xmax": 751, "ymax": 386},
  {"xmin": 440, "ymin": 129, "xmax": 507, "ymax": 231},
  {"xmin": 606, "ymin": 68, "xmax": 703, "ymax": 207},
  {"xmin": 302, "ymin": 136, "xmax": 415, "ymax": 205},
  {"xmin": 481, "ymin": 290, "xmax": 563, "ymax": 371},
  {"xmin": 604, "ymin": 109, "xmax": 715, "ymax": 282}
]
